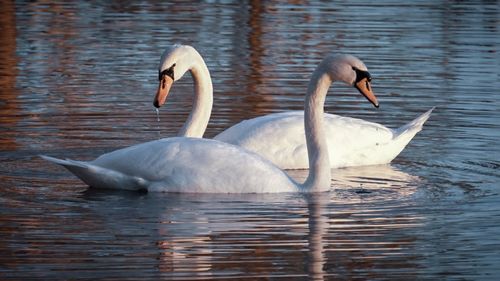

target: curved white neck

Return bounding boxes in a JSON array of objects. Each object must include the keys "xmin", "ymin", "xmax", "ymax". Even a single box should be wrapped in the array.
[
  {"xmin": 177, "ymin": 56, "xmax": 213, "ymax": 138},
  {"xmin": 301, "ymin": 67, "xmax": 332, "ymax": 192}
]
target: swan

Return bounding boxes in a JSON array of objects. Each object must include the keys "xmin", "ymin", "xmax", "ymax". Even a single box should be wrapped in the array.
[
  {"xmin": 41, "ymin": 53, "xmax": 379, "ymax": 193},
  {"xmin": 154, "ymin": 45, "xmax": 433, "ymax": 169}
]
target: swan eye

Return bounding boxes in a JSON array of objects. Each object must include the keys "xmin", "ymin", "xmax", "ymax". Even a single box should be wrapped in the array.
[
  {"xmin": 159, "ymin": 63, "xmax": 176, "ymax": 81},
  {"xmin": 353, "ymin": 67, "xmax": 372, "ymax": 84}
]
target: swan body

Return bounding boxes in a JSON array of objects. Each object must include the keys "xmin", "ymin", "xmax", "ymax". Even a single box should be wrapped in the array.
[
  {"xmin": 43, "ymin": 51, "xmax": 380, "ymax": 193},
  {"xmin": 154, "ymin": 45, "xmax": 432, "ymax": 169},
  {"xmin": 42, "ymin": 138, "xmax": 296, "ymax": 193},
  {"xmin": 215, "ymin": 108, "xmax": 433, "ymax": 169}
]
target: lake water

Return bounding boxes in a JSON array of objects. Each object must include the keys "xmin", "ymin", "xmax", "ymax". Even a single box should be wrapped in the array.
[{"xmin": 1, "ymin": 1, "xmax": 499, "ymax": 280}]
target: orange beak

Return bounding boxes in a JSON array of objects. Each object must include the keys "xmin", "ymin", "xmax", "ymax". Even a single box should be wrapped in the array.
[
  {"xmin": 153, "ymin": 75, "xmax": 174, "ymax": 108},
  {"xmin": 355, "ymin": 78, "xmax": 379, "ymax": 108}
]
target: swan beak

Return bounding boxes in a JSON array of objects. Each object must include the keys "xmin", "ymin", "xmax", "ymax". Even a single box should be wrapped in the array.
[
  {"xmin": 153, "ymin": 76, "xmax": 174, "ymax": 108},
  {"xmin": 355, "ymin": 78, "xmax": 379, "ymax": 108}
]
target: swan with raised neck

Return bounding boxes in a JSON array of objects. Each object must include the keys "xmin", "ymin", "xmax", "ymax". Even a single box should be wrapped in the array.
[
  {"xmin": 154, "ymin": 44, "xmax": 213, "ymax": 138},
  {"xmin": 302, "ymin": 54, "xmax": 378, "ymax": 189}
]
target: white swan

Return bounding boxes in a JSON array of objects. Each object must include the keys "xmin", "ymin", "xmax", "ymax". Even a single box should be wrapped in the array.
[
  {"xmin": 41, "ymin": 53, "xmax": 379, "ymax": 193},
  {"xmin": 154, "ymin": 45, "xmax": 433, "ymax": 169}
]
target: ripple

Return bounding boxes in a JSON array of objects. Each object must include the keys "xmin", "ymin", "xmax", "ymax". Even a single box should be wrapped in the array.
[{"xmin": 1, "ymin": 0, "xmax": 499, "ymax": 279}]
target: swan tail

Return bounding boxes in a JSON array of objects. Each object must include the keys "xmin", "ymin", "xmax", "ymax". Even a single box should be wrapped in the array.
[
  {"xmin": 370, "ymin": 107, "xmax": 434, "ymax": 165},
  {"xmin": 40, "ymin": 155, "xmax": 148, "ymax": 191},
  {"xmin": 40, "ymin": 155, "xmax": 88, "ymax": 169},
  {"xmin": 393, "ymin": 107, "xmax": 434, "ymax": 141}
]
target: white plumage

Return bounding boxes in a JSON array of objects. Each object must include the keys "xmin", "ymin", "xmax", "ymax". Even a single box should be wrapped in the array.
[
  {"xmin": 42, "ymin": 48, "xmax": 429, "ymax": 193},
  {"xmin": 42, "ymin": 138, "xmax": 295, "ymax": 193},
  {"xmin": 215, "ymin": 109, "xmax": 433, "ymax": 169}
]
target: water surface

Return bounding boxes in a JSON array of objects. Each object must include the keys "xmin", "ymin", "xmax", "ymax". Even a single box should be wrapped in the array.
[{"xmin": 1, "ymin": 1, "xmax": 499, "ymax": 280}]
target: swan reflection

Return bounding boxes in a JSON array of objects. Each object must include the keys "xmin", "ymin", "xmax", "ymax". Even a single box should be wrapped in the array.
[{"xmin": 148, "ymin": 173, "xmax": 422, "ymax": 279}]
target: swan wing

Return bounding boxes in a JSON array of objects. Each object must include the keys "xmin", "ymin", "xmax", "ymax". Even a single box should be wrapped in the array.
[
  {"xmin": 215, "ymin": 109, "xmax": 433, "ymax": 169},
  {"xmin": 215, "ymin": 111, "xmax": 393, "ymax": 169},
  {"xmin": 215, "ymin": 111, "xmax": 312, "ymax": 169}
]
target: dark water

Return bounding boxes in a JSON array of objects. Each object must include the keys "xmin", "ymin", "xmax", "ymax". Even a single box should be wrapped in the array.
[{"xmin": 1, "ymin": 1, "xmax": 499, "ymax": 280}]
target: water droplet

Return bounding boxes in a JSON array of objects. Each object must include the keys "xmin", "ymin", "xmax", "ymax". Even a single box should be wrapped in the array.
[
  {"xmin": 155, "ymin": 108, "xmax": 160, "ymax": 122},
  {"xmin": 155, "ymin": 108, "xmax": 161, "ymax": 138}
]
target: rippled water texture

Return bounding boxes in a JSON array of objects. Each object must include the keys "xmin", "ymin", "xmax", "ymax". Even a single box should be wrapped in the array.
[{"xmin": 1, "ymin": 1, "xmax": 499, "ymax": 280}]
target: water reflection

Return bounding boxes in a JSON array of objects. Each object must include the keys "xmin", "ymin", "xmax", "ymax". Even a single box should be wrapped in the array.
[
  {"xmin": 0, "ymin": 0, "xmax": 19, "ymax": 150},
  {"xmin": 331, "ymin": 164, "xmax": 421, "ymax": 202},
  {"xmin": 1, "ymin": 0, "xmax": 499, "ymax": 279},
  {"xmin": 73, "ymin": 190, "xmax": 424, "ymax": 280},
  {"xmin": 287, "ymin": 164, "xmax": 421, "ymax": 203},
  {"xmin": 305, "ymin": 193, "xmax": 327, "ymax": 280}
]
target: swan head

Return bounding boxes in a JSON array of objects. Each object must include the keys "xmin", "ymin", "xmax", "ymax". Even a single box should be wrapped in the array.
[
  {"xmin": 323, "ymin": 54, "xmax": 379, "ymax": 108},
  {"xmin": 154, "ymin": 44, "xmax": 201, "ymax": 108}
]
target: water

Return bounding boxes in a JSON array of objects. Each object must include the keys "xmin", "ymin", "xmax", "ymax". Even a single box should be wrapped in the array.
[{"xmin": 1, "ymin": 0, "xmax": 499, "ymax": 279}]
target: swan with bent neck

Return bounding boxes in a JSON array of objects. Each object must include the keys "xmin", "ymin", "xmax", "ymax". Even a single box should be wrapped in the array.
[
  {"xmin": 41, "ymin": 52, "xmax": 378, "ymax": 193},
  {"xmin": 154, "ymin": 45, "xmax": 433, "ymax": 170}
]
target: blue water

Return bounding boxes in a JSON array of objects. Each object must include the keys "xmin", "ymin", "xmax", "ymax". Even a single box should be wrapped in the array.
[{"xmin": 1, "ymin": 1, "xmax": 499, "ymax": 280}]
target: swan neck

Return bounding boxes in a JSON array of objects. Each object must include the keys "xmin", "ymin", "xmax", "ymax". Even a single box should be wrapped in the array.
[
  {"xmin": 302, "ymin": 70, "xmax": 332, "ymax": 192},
  {"xmin": 178, "ymin": 56, "xmax": 213, "ymax": 138}
]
